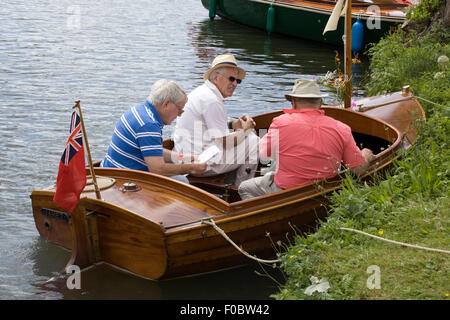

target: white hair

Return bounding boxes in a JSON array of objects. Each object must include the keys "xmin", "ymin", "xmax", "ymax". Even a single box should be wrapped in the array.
[{"xmin": 147, "ymin": 79, "xmax": 186, "ymax": 107}]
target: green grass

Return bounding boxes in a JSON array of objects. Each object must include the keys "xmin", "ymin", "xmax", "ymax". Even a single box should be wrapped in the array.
[
  {"xmin": 273, "ymin": 195, "xmax": 449, "ymax": 300},
  {"xmin": 273, "ymin": 16, "xmax": 450, "ymax": 300}
]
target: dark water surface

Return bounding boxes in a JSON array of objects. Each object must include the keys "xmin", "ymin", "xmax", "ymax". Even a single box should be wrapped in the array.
[{"xmin": 0, "ymin": 0, "xmax": 365, "ymax": 299}]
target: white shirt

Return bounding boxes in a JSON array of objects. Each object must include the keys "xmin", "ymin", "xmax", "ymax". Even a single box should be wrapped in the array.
[{"xmin": 174, "ymin": 80, "xmax": 229, "ymax": 155}]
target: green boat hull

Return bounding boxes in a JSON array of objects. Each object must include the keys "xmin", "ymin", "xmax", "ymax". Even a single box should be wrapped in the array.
[{"xmin": 201, "ymin": 0, "xmax": 404, "ymax": 48}]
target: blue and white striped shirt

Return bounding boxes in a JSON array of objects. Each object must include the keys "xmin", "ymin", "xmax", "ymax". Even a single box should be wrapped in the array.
[{"xmin": 100, "ymin": 101, "xmax": 164, "ymax": 171}]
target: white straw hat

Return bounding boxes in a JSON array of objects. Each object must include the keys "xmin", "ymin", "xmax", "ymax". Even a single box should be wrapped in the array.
[
  {"xmin": 285, "ymin": 79, "xmax": 328, "ymax": 100},
  {"xmin": 204, "ymin": 54, "xmax": 246, "ymax": 81}
]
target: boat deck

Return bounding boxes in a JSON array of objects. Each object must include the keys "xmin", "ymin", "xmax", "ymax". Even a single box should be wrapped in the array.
[{"xmin": 79, "ymin": 169, "xmax": 230, "ymax": 229}]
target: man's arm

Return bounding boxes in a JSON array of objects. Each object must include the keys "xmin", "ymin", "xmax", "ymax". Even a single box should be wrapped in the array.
[
  {"xmin": 163, "ymin": 148, "xmax": 196, "ymax": 164},
  {"xmin": 145, "ymin": 156, "xmax": 206, "ymax": 176}
]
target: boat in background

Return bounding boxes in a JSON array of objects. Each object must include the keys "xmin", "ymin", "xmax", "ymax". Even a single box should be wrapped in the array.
[
  {"xmin": 30, "ymin": 87, "xmax": 424, "ymax": 280},
  {"xmin": 202, "ymin": 0, "xmax": 409, "ymax": 48}
]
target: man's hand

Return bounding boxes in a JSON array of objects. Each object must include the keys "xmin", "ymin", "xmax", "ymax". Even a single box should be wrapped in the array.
[
  {"xmin": 239, "ymin": 115, "xmax": 256, "ymax": 131},
  {"xmin": 361, "ymin": 148, "xmax": 375, "ymax": 162},
  {"xmin": 233, "ymin": 115, "xmax": 256, "ymax": 131},
  {"xmin": 350, "ymin": 148, "xmax": 375, "ymax": 176},
  {"xmin": 145, "ymin": 156, "xmax": 206, "ymax": 176},
  {"xmin": 232, "ymin": 118, "xmax": 243, "ymax": 130}
]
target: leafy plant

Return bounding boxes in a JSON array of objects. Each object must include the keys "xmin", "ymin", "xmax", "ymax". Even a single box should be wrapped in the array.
[
  {"xmin": 364, "ymin": 27, "xmax": 450, "ymax": 98},
  {"xmin": 405, "ymin": 0, "xmax": 444, "ymax": 24}
]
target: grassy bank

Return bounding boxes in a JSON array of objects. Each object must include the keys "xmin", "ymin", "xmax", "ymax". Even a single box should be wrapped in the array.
[{"xmin": 273, "ymin": 2, "xmax": 449, "ymax": 300}]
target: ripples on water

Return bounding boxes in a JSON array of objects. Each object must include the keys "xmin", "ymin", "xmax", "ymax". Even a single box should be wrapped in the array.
[{"xmin": 0, "ymin": 0, "xmax": 366, "ymax": 299}]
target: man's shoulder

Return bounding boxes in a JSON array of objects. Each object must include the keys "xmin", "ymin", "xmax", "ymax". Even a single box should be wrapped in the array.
[
  {"xmin": 190, "ymin": 82, "xmax": 221, "ymax": 101},
  {"xmin": 272, "ymin": 112, "xmax": 303, "ymax": 124},
  {"xmin": 123, "ymin": 102, "xmax": 148, "ymax": 116},
  {"xmin": 320, "ymin": 115, "xmax": 354, "ymax": 140},
  {"xmin": 122, "ymin": 103, "xmax": 161, "ymax": 131}
]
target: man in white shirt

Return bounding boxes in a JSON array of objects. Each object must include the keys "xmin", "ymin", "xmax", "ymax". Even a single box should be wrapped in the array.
[{"xmin": 173, "ymin": 54, "xmax": 259, "ymax": 186}]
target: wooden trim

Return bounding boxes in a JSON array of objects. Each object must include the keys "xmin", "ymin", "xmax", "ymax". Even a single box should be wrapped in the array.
[{"xmin": 249, "ymin": 0, "xmax": 407, "ymax": 21}]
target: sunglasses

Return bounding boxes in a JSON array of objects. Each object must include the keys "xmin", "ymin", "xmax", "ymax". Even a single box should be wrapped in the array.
[
  {"xmin": 217, "ymin": 72, "xmax": 242, "ymax": 84},
  {"xmin": 170, "ymin": 100, "xmax": 185, "ymax": 113}
]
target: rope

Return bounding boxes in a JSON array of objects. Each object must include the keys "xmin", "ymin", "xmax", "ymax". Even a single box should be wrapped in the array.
[
  {"xmin": 202, "ymin": 219, "xmax": 281, "ymax": 264},
  {"xmin": 414, "ymin": 96, "xmax": 447, "ymax": 108},
  {"xmin": 339, "ymin": 227, "xmax": 450, "ymax": 255},
  {"xmin": 358, "ymin": 95, "xmax": 446, "ymax": 112}
]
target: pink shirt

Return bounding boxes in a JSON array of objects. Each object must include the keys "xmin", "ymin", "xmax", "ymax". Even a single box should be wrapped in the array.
[{"xmin": 260, "ymin": 108, "xmax": 366, "ymax": 189}]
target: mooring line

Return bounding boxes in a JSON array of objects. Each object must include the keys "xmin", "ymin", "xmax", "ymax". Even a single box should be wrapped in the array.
[
  {"xmin": 414, "ymin": 96, "xmax": 446, "ymax": 108},
  {"xmin": 202, "ymin": 219, "xmax": 281, "ymax": 264},
  {"xmin": 340, "ymin": 227, "xmax": 450, "ymax": 255},
  {"xmin": 358, "ymin": 95, "xmax": 445, "ymax": 112}
]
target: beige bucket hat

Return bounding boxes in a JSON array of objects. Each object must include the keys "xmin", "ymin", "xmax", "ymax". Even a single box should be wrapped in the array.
[
  {"xmin": 204, "ymin": 54, "xmax": 246, "ymax": 81},
  {"xmin": 285, "ymin": 79, "xmax": 328, "ymax": 100}
]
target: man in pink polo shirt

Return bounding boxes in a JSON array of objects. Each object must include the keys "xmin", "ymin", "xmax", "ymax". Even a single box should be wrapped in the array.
[{"xmin": 238, "ymin": 79, "xmax": 374, "ymax": 200}]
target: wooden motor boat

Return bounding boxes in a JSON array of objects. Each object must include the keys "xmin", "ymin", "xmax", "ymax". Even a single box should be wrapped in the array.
[
  {"xmin": 202, "ymin": 0, "xmax": 409, "ymax": 47},
  {"xmin": 30, "ymin": 87, "xmax": 424, "ymax": 280}
]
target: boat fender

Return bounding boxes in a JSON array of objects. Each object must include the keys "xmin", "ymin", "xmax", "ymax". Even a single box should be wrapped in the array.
[
  {"xmin": 209, "ymin": 0, "xmax": 217, "ymax": 20},
  {"xmin": 351, "ymin": 18, "xmax": 364, "ymax": 57},
  {"xmin": 266, "ymin": 4, "xmax": 275, "ymax": 35}
]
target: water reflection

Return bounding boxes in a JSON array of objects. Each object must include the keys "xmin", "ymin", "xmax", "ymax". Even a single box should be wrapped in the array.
[
  {"xmin": 35, "ymin": 258, "xmax": 283, "ymax": 300},
  {"xmin": 30, "ymin": 229, "xmax": 283, "ymax": 300},
  {"xmin": 189, "ymin": 18, "xmax": 338, "ymax": 73}
]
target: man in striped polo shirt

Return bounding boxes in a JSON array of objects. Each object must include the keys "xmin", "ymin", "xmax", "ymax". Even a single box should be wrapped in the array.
[{"xmin": 100, "ymin": 79, "xmax": 206, "ymax": 183}]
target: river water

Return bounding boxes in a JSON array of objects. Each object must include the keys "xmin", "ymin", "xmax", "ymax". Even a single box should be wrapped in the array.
[{"xmin": 0, "ymin": 0, "xmax": 366, "ymax": 300}]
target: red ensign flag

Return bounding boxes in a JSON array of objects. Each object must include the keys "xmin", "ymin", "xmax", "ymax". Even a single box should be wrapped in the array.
[{"xmin": 53, "ymin": 110, "xmax": 87, "ymax": 212}]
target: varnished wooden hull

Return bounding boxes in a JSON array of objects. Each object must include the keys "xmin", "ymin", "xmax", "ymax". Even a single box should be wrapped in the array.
[{"xmin": 30, "ymin": 90, "xmax": 424, "ymax": 280}]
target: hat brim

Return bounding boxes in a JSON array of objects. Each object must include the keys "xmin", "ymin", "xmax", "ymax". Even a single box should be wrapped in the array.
[
  {"xmin": 285, "ymin": 93, "xmax": 328, "ymax": 100},
  {"xmin": 204, "ymin": 64, "xmax": 246, "ymax": 81}
]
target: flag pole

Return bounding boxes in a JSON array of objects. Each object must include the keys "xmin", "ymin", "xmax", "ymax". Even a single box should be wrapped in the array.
[
  {"xmin": 344, "ymin": 0, "xmax": 353, "ymax": 108},
  {"xmin": 72, "ymin": 100, "xmax": 102, "ymax": 200},
  {"xmin": 322, "ymin": 0, "xmax": 352, "ymax": 108}
]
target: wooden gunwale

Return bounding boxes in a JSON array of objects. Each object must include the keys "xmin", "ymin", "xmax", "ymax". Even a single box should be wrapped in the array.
[
  {"xmin": 277, "ymin": 0, "xmax": 407, "ymax": 8},
  {"xmin": 322, "ymin": 106, "xmax": 400, "ymax": 141},
  {"xmin": 165, "ymin": 184, "xmax": 335, "ymax": 235},
  {"xmin": 249, "ymin": 0, "xmax": 407, "ymax": 20}
]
